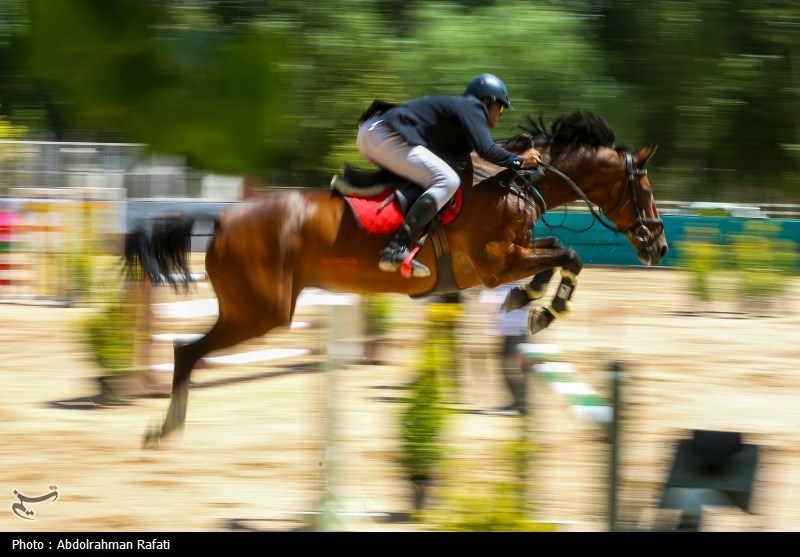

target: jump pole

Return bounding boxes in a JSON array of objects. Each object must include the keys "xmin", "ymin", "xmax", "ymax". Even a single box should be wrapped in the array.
[
  {"xmin": 317, "ymin": 293, "xmax": 372, "ymax": 531},
  {"xmin": 518, "ymin": 344, "xmax": 623, "ymax": 531}
]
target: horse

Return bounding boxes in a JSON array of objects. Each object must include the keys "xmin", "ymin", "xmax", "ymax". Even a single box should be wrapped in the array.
[{"xmin": 124, "ymin": 110, "xmax": 668, "ymax": 448}]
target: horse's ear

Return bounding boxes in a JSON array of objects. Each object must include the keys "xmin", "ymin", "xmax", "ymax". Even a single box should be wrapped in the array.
[{"xmin": 636, "ymin": 144, "xmax": 658, "ymax": 167}]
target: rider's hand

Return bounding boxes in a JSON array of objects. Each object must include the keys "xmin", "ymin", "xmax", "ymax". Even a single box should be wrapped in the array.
[{"xmin": 520, "ymin": 148, "xmax": 541, "ymax": 169}]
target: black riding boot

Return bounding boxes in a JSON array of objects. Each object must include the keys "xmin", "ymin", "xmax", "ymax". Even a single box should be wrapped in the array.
[{"xmin": 379, "ymin": 193, "xmax": 438, "ymax": 277}]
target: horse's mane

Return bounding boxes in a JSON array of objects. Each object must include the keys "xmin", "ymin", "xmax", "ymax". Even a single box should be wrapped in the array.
[
  {"xmin": 513, "ymin": 111, "xmax": 617, "ymax": 160},
  {"xmin": 474, "ymin": 111, "xmax": 621, "ymax": 184}
]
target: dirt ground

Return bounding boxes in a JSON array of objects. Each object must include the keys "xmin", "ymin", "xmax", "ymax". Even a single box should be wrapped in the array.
[{"xmin": 2, "ymin": 266, "xmax": 799, "ymax": 533}]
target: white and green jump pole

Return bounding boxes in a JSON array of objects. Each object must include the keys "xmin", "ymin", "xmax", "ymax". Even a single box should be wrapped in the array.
[{"xmin": 518, "ymin": 343, "xmax": 623, "ymax": 531}]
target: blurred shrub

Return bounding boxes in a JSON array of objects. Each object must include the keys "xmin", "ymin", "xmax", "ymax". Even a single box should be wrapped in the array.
[
  {"xmin": 731, "ymin": 221, "xmax": 798, "ymax": 301},
  {"xmin": 399, "ymin": 303, "xmax": 460, "ymax": 492},
  {"xmin": 426, "ymin": 300, "xmax": 461, "ymax": 399},
  {"xmin": 399, "ymin": 350, "xmax": 448, "ymax": 482},
  {"xmin": 424, "ymin": 482, "xmax": 557, "ymax": 532},
  {"xmin": 82, "ymin": 296, "xmax": 136, "ymax": 377},
  {"xmin": 422, "ymin": 440, "xmax": 555, "ymax": 532},
  {"xmin": 694, "ymin": 207, "xmax": 732, "ymax": 217},
  {"xmin": 73, "ymin": 255, "xmax": 130, "ymax": 305},
  {"xmin": 363, "ymin": 293, "xmax": 393, "ymax": 337},
  {"xmin": 68, "ymin": 250, "xmax": 93, "ymax": 302},
  {"xmin": 677, "ymin": 225, "xmax": 725, "ymax": 302},
  {"xmin": 0, "ymin": 117, "xmax": 27, "ymax": 194},
  {"xmin": 678, "ymin": 221, "xmax": 798, "ymax": 305}
]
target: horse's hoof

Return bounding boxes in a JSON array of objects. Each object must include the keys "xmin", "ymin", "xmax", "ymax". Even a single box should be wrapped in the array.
[
  {"xmin": 528, "ymin": 306, "xmax": 555, "ymax": 335},
  {"xmin": 501, "ymin": 287, "xmax": 531, "ymax": 313}
]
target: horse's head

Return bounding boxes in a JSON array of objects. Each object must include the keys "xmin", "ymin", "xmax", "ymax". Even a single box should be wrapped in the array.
[
  {"xmin": 596, "ymin": 145, "xmax": 668, "ymax": 266},
  {"xmin": 479, "ymin": 113, "xmax": 668, "ymax": 265},
  {"xmin": 510, "ymin": 112, "xmax": 668, "ymax": 266}
]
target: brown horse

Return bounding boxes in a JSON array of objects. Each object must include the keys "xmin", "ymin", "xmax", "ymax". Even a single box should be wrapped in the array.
[{"xmin": 125, "ymin": 111, "xmax": 668, "ymax": 447}]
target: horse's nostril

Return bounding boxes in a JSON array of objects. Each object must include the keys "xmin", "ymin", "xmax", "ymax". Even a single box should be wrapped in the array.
[{"xmin": 660, "ymin": 245, "xmax": 669, "ymax": 258}]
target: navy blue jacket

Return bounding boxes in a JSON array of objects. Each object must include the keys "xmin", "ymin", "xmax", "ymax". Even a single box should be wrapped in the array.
[{"xmin": 381, "ymin": 94, "xmax": 525, "ymax": 170}]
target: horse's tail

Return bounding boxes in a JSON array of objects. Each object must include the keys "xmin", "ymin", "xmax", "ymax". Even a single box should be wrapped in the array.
[{"xmin": 124, "ymin": 214, "xmax": 196, "ymax": 289}]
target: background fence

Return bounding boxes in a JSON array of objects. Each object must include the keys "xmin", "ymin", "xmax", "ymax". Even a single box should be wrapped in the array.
[
  {"xmin": 1, "ymin": 139, "xmax": 798, "ymax": 305},
  {"xmin": 534, "ymin": 211, "xmax": 800, "ymax": 269}
]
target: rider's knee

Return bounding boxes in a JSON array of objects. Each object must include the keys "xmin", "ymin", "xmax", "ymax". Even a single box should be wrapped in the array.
[{"xmin": 428, "ymin": 165, "xmax": 460, "ymax": 197}]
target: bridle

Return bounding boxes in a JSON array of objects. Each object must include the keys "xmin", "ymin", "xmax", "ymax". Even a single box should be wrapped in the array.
[
  {"xmin": 601, "ymin": 152, "xmax": 665, "ymax": 243},
  {"xmin": 516, "ymin": 151, "xmax": 664, "ymax": 246}
]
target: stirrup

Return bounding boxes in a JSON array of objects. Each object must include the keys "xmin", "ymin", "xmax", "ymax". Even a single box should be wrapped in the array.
[{"xmin": 379, "ymin": 246, "xmax": 430, "ymax": 278}]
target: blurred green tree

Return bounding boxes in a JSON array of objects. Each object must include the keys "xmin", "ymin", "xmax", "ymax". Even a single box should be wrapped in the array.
[
  {"xmin": 0, "ymin": 0, "xmax": 795, "ymax": 203},
  {"xmin": 25, "ymin": 0, "xmax": 291, "ymax": 173},
  {"xmin": 593, "ymin": 0, "xmax": 800, "ymax": 202}
]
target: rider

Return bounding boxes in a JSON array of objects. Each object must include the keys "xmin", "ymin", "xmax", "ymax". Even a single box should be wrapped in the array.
[{"xmin": 356, "ymin": 74, "xmax": 542, "ymax": 278}]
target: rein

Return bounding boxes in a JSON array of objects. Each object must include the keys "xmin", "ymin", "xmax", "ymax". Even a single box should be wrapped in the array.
[
  {"xmin": 477, "ymin": 147, "xmax": 663, "ymax": 244},
  {"xmin": 535, "ymin": 153, "xmax": 663, "ymax": 243},
  {"xmin": 477, "ymin": 165, "xmax": 548, "ymax": 216},
  {"xmin": 537, "ymin": 162, "xmax": 621, "ymax": 235}
]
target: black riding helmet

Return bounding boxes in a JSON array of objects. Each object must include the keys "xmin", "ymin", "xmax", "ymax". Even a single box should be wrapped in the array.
[{"xmin": 464, "ymin": 74, "xmax": 512, "ymax": 109}]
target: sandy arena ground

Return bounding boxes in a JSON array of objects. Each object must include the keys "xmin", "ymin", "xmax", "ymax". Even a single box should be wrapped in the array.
[{"xmin": 1, "ymin": 265, "xmax": 799, "ymax": 532}]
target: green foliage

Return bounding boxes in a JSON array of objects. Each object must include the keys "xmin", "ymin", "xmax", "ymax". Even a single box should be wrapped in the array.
[
  {"xmin": 421, "ymin": 440, "xmax": 553, "ymax": 532},
  {"xmin": 399, "ymin": 359, "xmax": 447, "ymax": 480},
  {"xmin": 59, "ymin": 234, "xmax": 128, "ymax": 304},
  {"xmin": 2, "ymin": 0, "xmax": 800, "ymax": 201},
  {"xmin": 677, "ymin": 225, "xmax": 724, "ymax": 302},
  {"xmin": 398, "ymin": 304, "xmax": 457, "ymax": 480},
  {"xmin": 390, "ymin": 4, "xmax": 616, "ymax": 117},
  {"xmin": 0, "ymin": 115, "xmax": 28, "ymax": 193},
  {"xmin": 62, "ymin": 245, "xmax": 104, "ymax": 303},
  {"xmin": 424, "ymin": 481, "xmax": 556, "ymax": 532},
  {"xmin": 593, "ymin": 1, "xmax": 800, "ymax": 200},
  {"xmin": 26, "ymin": 0, "xmax": 290, "ymax": 173},
  {"xmin": 731, "ymin": 220, "xmax": 798, "ymax": 300},
  {"xmin": 0, "ymin": 114, "xmax": 26, "ymax": 139},
  {"xmin": 426, "ymin": 301, "xmax": 462, "ymax": 402},
  {"xmin": 678, "ymin": 220, "xmax": 798, "ymax": 304},
  {"xmin": 363, "ymin": 293, "xmax": 393, "ymax": 337},
  {"xmin": 71, "ymin": 251, "xmax": 92, "ymax": 298},
  {"xmin": 82, "ymin": 296, "xmax": 136, "ymax": 376},
  {"xmin": 694, "ymin": 208, "xmax": 733, "ymax": 217}
]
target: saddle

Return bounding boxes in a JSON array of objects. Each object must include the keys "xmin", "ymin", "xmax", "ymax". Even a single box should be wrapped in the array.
[
  {"xmin": 332, "ymin": 164, "xmax": 422, "ymax": 212},
  {"xmin": 330, "ymin": 163, "xmax": 465, "ymax": 290},
  {"xmin": 330, "ymin": 164, "xmax": 464, "ymax": 234}
]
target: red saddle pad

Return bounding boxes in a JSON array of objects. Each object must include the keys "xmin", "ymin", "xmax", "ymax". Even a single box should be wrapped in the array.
[{"xmin": 344, "ymin": 188, "xmax": 463, "ymax": 235}]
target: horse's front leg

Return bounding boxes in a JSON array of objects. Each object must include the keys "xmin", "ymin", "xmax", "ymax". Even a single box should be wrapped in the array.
[
  {"xmin": 528, "ymin": 264, "xmax": 581, "ymax": 335},
  {"xmin": 488, "ymin": 241, "xmax": 583, "ymax": 336},
  {"xmin": 500, "ymin": 237, "xmax": 565, "ymax": 313}
]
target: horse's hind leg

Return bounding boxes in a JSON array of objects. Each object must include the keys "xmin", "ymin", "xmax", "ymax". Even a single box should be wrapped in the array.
[
  {"xmin": 142, "ymin": 332, "xmax": 216, "ymax": 448},
  {"xmin": 501, "ymin": 237, "xmax": 564, "ymax": 312},
  {"xmin": 143, "ymin": 293, "xmax": 297, "ymax": 448}
]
